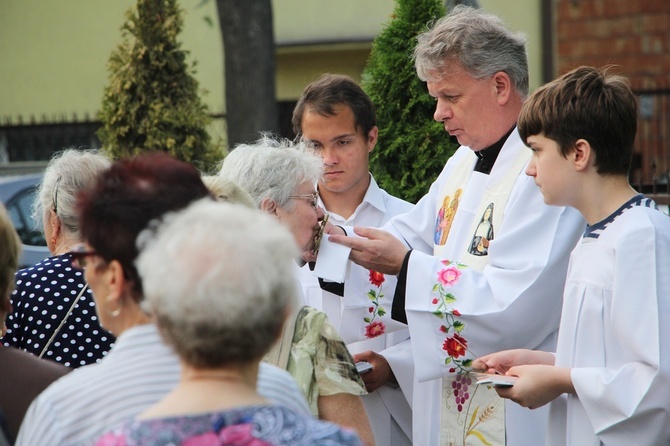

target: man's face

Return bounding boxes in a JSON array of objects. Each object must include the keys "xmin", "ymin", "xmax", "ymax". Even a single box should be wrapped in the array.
[
  {"xmin": 300, "ymin": 105, "xmax": 376, "ymax": 196},
  {"xmin": 428, "ymin": 65, "xmax": 504, "ymax": 151}
]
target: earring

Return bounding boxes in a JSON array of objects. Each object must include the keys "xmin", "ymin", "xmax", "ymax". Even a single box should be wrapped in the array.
[{"xmin": 105, "ymin": 298, "xmax": 122, "ymax": 317}]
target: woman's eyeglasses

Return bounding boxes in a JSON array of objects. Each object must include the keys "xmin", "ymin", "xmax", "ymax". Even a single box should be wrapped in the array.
[
  {"xmin": 68, "ymin": 244, "xmax": 98, "ymax": 269},
  {"xmin": 288, "ymin": 192, "xmax": 319, "ymax": 210}
]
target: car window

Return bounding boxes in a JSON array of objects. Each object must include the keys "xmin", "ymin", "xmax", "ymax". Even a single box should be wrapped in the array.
[{"xmin": 5, "ymin": 187, "xmax": 46, "ymax": 247}]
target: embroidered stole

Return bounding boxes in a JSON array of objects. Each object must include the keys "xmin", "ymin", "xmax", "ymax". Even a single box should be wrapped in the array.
[{"xmin": 432, "ymin": 145, "xmax": 531, "ymax": 445}]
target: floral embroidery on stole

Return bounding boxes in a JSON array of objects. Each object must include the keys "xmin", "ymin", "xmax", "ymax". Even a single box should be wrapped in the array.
[{"xmin": 432, "ymin": 146, "xmax": 531, "ymax": 445}]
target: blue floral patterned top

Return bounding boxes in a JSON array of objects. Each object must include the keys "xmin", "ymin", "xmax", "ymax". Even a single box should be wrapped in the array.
[{"xmin": 95, "ymin": 405, "xmax": 362, "ymax": 446}]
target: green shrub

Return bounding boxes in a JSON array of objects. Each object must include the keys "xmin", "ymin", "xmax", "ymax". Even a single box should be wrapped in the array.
[
  {"xmin": 97, "ymin": 0, "xmax": 223, "ymax": 168},
  {"xmin": 363, "ymin": 0, "xmax": 458, "ymax": 204}
]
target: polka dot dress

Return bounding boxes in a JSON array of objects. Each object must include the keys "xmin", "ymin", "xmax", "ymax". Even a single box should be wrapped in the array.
[{"xmin": 3, "ymin": 254, "xmax": 116, "ymax": 368}]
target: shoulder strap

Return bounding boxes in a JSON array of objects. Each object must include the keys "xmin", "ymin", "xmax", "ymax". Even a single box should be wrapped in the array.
[{"xmin": 39, "ymin": 283, "xmax": 88, "ymax": 359}]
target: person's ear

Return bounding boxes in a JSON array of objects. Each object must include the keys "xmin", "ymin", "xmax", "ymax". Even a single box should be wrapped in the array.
[
  {"xmin": 367, "ymin": 126, "xmax": 379, "ymax": 152},
  {"xmin": 105, "ymin": 260, "xmax": 128, "ymax": 302},
  {"xmin": 260, "ymin": 197, "xmax": 278, "ymax": 216},
  {"xmin": 492, "ymin": 71, "xmax": 512, "ymax": 105},
  {"xmin": 572, "ymin": 139, "xmax": 593, "ymax": 172},
  {"xmin": 50, "ymin": 210, "xmax": 61, "ymax": 238}
]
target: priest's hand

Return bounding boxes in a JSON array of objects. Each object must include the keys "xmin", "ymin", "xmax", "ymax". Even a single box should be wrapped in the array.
[
  {"xmin": 472, "ymin": 349, "xmax": 555, "ymax": 375},
  {"xmin": 494, "ymin": 365, "xmax": 574, "ymax": 410},
  {"xmin": 328, "ymin": 227, "xmax": 408, "ymax": 275},
  {"xmin": 353, "ymin": 350, "xmax": 396, "ymax": 393}
]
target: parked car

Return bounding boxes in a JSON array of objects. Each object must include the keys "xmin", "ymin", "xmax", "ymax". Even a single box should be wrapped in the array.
[{"xmin": 0, "ymin": 173, "xmax": 50, "ymax": 268}]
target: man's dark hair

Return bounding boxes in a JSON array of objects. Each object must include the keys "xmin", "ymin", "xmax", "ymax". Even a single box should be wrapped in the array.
[{"xmin": 292, "ymin": 73, "xmax": 376, "ymax": 137}]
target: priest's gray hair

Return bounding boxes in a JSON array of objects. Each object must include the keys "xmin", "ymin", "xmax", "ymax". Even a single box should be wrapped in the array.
[
  {"xmin": 136, "ymin": 199, "xmax": 298, "ymax": 368},
  {"xmin": 414, "ymin": 5, "xmax": 529, "ymax": 97},
  {"xmin": 218, "ymin": 135, "xmax": 323, "ymax": 211},
  {"xmin": 35, "ymin": 148, "xmax": 111, "ymax": 239}
]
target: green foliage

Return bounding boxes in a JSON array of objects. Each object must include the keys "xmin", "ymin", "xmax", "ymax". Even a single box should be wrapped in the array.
[
  {"xmin": 97, "ymin": 0, "xmax": 223, "ymax": 167},
  {"xmin": 362, "ymin": 0, "xmax": 458, "ymax": 204}
]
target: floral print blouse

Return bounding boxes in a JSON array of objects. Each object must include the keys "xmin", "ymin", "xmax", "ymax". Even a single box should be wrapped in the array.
[
  {"xmin": 286, "ymin": 306, "xmax": 366, "ymax": 416},
  {"xmin": 94, "ymin": 405, "xmax": 362, "ymax": 445}
]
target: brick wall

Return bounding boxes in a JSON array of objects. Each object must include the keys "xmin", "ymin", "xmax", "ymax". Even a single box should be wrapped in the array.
[{"xmin": 554, "ymin": 0, "xmax": 670, "ymax": 188}]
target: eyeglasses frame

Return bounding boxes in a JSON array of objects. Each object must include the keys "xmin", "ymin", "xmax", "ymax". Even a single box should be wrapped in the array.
[{"xmin": 288, "ymin": 192, "xmax": 319, "ymax": 210}]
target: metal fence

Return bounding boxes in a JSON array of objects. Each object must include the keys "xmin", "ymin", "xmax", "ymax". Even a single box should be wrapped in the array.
[{"xmin": 0, "ymin": 119, "xmax": 101, "ymax": 164}]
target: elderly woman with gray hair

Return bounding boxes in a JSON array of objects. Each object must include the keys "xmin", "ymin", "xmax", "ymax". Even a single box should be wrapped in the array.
[
  {"xmin": 219, "ymin": 136, "xmax": 374, "ymax": 445},
  {"xmin": 95, "ymin": 200, "xmax": 362, "ymax": 445},
  {"xmin": 3, "ymin": 149, "xmax": 115, "ymax": 368}
]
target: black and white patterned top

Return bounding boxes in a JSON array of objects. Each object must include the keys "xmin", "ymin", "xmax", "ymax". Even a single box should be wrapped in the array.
[{"xmin": 3, "ymin": 254, "xmax": 115, "ymax": 368}]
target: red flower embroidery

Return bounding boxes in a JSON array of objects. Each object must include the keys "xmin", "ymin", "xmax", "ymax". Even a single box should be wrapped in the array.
[
  {"xmin": 437, "ymin": 266, "xmax": 462, "ymax": 286},
  {"xmin": 432, "ymin": 298, "xmax": 439, "ymax": 304},
  {"xmin": 452, "ymin": 309, "xmax": 461, "ymax": 316},
  {"xmin": 442, "ymin": 333, "xmax": 468, "ymax": 358},
  {"xmin": 365, "ymin": 321, "xmax": 386, "ymax": 339},
  {"xmin": 369, "ymin": 270, "xmax": 385, "ymax": 287},
  {"xmin": 364, "ymin": 270, "xmax": 387, "ymax": 338}
]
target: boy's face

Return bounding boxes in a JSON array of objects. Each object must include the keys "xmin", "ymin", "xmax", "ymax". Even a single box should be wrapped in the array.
[
  {"xmin": 525, "ymin": 133, "xmax": 577, "ymax": 207},
  {"xmin": 300, "ymin": 104, "xmax": 376, "ymax": 197}
]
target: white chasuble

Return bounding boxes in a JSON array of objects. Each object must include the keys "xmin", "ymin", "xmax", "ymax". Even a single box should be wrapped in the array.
[
  {"xmin": 422, "ymin": 143, "xmax": 529, "ymax": 445},
  {"xmin": 394, "ymin": 130, "xmax": 586, "ymax": 446}
]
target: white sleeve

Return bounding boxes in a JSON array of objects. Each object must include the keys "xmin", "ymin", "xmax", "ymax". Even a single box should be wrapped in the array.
[
  {"xmin": 572, "ymin": 218, "xmax": 670, "ymax": 444},
  {"xmin": 404, "ymin": 174, "xmax": 585, "ymax": 381},
  {"xmin": 383, "ymin": 162, "xmax": 452, "ymax": 255}
]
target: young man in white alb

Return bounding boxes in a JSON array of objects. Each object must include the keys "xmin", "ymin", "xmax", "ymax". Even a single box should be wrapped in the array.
[{"xmin": 293, "ymin": 73, "xmax": 414, "ymax": 446}]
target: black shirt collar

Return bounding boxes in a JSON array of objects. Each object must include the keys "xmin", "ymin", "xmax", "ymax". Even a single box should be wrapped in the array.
[{"xmin": 474, "ymin": 126, "xmax": 516, "ymax": 174}]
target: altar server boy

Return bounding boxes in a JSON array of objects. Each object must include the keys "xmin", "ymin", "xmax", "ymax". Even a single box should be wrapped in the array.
[{"xmin": 474, "ymin": 65, "xmax": 670, "ymax": 446}]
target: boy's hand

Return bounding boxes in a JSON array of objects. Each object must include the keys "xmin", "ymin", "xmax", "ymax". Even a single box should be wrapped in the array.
[
  {"xmin": 473, "ymin": 349, "xmax": 554, "ymax": 375},
  {"xmin": 494, "ymin": 365, "xmax": 573, "ymax": 410}
]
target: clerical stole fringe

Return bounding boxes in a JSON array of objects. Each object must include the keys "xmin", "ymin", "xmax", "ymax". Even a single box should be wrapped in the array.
[{"xmin": 433, "ymin": 147, "xmax": 531, "ymax": 446}]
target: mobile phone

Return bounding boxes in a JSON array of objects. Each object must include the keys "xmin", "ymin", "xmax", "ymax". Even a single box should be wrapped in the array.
[{"xmin": 355, "ymin": 361, "xmax": 373, "ymax": 374}]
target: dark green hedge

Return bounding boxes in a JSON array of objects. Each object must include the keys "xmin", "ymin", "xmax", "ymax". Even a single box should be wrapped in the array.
[
  {"xmin": 362, "ymin": 0, "xmax": 458, "ymax": 204},
  {"xmin": 98, "ymin": 0, "xmax": 222, "ymax": 167}
]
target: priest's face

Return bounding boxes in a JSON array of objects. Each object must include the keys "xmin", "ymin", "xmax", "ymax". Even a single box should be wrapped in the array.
[
  {"xmin": 428, "ymin": 64, "xmax": 509, "ymax": 151},
  {"xmin": 525, "ymin": 133, "xmax": 577, "ymax": 207}
]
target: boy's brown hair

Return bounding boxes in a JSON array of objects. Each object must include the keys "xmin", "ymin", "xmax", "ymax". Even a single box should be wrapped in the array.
[{"xmin": 518, "ymin": 66, "xmax": 638, "ymax": 175}]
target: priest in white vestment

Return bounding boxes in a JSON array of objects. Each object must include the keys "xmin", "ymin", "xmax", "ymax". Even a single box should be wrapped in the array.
[{"xmin": 324, "ymin": 6, "xmax": 585, "ymax": 445}]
